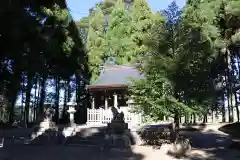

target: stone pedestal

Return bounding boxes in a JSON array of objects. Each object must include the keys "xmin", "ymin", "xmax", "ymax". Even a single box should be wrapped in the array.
[
  {"xmin": 106, "ymin": 119, "xmax": 131, "ymax": 149},
  {"xmin": 108, "ymin": 120, "xmax": 128, "ymax": 134}
]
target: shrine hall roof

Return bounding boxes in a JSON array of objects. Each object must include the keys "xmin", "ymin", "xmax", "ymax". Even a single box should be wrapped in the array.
[{"xmin": 91, "ymin": 65, "xmax": 144, "ymax": 87}]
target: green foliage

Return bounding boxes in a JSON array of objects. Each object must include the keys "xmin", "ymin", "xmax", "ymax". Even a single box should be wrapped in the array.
[
  {"xmin": 131, "ymin": 0, "xmax": 155, "ymax": 61},
  {"xmin": 128, "ymin": 0, "xmax": 240, "ymax": 122},
  {"xmin": 103, "ymin": 0, "xmax": 135, "ymax": 64},
  {"xmin": 42, "ymin": 4, "xmax": 69, "ymax": 22},
  {"xmin": 0, "ymin": 1, "xmax": 88, "ymax": 123},
  {"xmin": 86, "ymin": 8, "xmax": 105, "ymax": 82},
  {"xmin": 129, "ymin": 1, "xmax": 217, "ymax": 120},
  {"xmin": 71, "ymin": 0, "xmax": 240, "ymax": 123},
  {"xmin": 98, "ymin": 0, "xmax": 118, "ymax": 15}
]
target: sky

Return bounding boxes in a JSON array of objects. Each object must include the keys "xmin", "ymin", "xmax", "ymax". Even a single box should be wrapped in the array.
[{"xmin": 66, "ymin": 0, "xmax": 186, "ymax": 21}]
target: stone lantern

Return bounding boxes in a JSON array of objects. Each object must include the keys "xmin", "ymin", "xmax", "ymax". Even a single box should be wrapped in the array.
[{"xmin": 67, "ymin": 102, "xmax": 77, "ymax": 125}]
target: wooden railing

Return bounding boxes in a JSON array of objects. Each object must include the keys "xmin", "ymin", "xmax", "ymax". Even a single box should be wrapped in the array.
[{"xmin": 86, "ymin": 108, "xmax": 142, "ymax": 125}]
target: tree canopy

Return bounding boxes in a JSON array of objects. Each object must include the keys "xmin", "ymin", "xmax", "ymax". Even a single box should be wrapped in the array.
[
  {"xmin": 0, "ymin": 0, "xmax": 89, "ymax": 124},
  {"xmin": 128, "ymin": 0, "xmax": 240, "ymax": 123},
  {"xmin": 2, "ymin": 0, "xmax": 240, "ymax": 125},
  {"xmin": 74, "ymin": 0, "xmax": 240, "ymax": 124}
]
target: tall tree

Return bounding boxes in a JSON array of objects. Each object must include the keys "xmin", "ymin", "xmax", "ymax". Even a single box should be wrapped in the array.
[
  {"xmin": 103, "ymin": 0, "xmax": 135, "ymax": 64},
  {"xmin": 86, "ymin": 8, "xmax": 105, "ymax": 82},
  {"xmin": 130, "ymin": 0, "xmax": 154, "ymax": 62},
  {"xmin": 0, "ymin": 1, "xmax": 89, "ymax": 125},
  {"xmin": 129, "ymin": 1, "xmax": 219, "ymax": 125}
]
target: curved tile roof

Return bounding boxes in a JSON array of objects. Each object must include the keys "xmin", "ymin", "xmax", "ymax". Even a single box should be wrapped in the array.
[{"xmin": 92, "ymin": 65, "xmax": 144, "ymax": 85}]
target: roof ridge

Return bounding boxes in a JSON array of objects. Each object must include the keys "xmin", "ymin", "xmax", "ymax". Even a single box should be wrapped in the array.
[
  {"xmin": 105, "ymin": 65, "xmax": 136, "ymax": 71},
  {"xmin": 105, "ymin": 64, "xmax": 135, "ymax": 68}
]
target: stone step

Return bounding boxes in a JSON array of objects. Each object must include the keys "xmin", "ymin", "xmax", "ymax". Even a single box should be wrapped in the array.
[
  {"xmin": 67, "ymin": 143, "xmax": 105, "ymax": 148},
  {"xmin": 29, "ymin": 134, "xmax": 60, "ymax": 145},
  {"xmin": 66, "ymin": 139, "xmax": 128, "ymax": 149},
  {"xmin": 66, "ymin": 135, "xmax": 105, "ymax": 145},
  {"xmin": 76, "ymin": 132, "xmax": 106, "ymax": 137},
  {"xmin": 66, "ymin": 134, "xmax": 131, "ymax": 149},
  {"xmin": 67, "ymin": 139, "xmax": 104, "ymax": 146}
]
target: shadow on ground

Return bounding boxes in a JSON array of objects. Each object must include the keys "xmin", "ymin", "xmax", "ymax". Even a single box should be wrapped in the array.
[
  {"xmin": 137, "ymin": 123, "xmax": 240, "ymax": 160},
  {"xmin": 170, "ymin": 123, "xmax": 240, "ymax": 160},
  {"xmin": 218, "ymin": 122, "xmax": 240, "ymax": 138},
  {"xmin": 0, "ymin": 125, "xmax": 145, "ymax": 160}
]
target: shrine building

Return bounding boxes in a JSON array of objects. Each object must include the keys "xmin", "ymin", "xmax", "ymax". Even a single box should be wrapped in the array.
[{"xmin": 87, "ymin": 64, "xmax": 144, "ymax": 112}]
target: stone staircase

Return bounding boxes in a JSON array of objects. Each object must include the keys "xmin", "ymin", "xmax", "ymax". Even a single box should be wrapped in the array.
[
  {"xmin": 65, "ymin": 126, "xmax": 132, "ymax": 149},
  {"xmin": 5, "ymin": 123, "xmax": 137, "ymax": 148},
  {"xmin": 65, "ymin": 127, "xmax": 107, "ymax": 147},
  {"xmin": 66, "ymin": 131, "xmax": 106, "ymax": 147}
]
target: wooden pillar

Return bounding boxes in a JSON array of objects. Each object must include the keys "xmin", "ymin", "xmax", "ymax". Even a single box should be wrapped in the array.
[
  {"xmin": 91, "ymin": 96, "xmax": 95, "ymax": 109},
  {"xmin": 105, "ymin": 96, "xmax": 108, "ymax": 110},
  {"xmin": 114, "ymin": 93, "xmax": 118, "ymax": 108},
  {"xmin": 212, "ymin": 110, "xmax": 216, "ymax": 123}
]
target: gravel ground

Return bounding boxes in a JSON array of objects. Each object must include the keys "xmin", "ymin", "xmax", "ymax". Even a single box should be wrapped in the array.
[
  {"xmin": 0, "ymin": 145, "xmax": 144, "ymax": 160},
  {"xmin": 0, "ymin": 142, "xmax": 239, "ymax": 160},
  {"xmin": 1, "ymin": 124, "xmax": 240, "ymax": 160}
]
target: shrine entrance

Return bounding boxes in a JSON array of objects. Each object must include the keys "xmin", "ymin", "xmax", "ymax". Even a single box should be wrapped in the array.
[
  {"xmin": 88, "ymin": 85, "xmax": 128, "ymax": 110},
  {"xmin": 85, "ymin": 64, "xmax": 144, "ymax": 125}
]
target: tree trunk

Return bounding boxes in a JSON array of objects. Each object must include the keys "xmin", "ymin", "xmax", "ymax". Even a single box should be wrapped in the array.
[
  {"xmin": 38, "ymin": 75, "xmax": 47, "ymax": 122},
  {"xmin": 54, "ymin": 77, "xmax": 60, "ymax": 123},
  {"xmin": 225, "ymin": 72, "xmax": 232, "ymax": 122},
  {"xmin": 21, "ymin": 91, "xmax": 24, "ymax": 119},
  {"xmin": 64, "ymin": 81, "xmax": 67, "ymax": 108},
  {"xmin": 33, "ymin": 77, "xmax": 38, "ymax": 107},
  {"xmin": 190, "ymin": 114, "xmax": 193, "ymax": 123},
  {"xmin": 67, "ymin": 78, "xmax": 71, "ymax": 102},
  {"xmin": 24, "ymin": 72, "xmax": 34, "ymax": 126},
  {"xmin": 184, "ymin": 113, "xmax": 188, "ymax": 124},
  {"xmin": 174, "ymin": 111, "xmax": 180, "ymax": 129},
  {"xmin": 61, "ymin": 80, "xmax": 68, "ymax": 123},
  {"xmin": 235, "ymin": 92, "xmax": 239, "ymax": 122},
  {"xmin": 36, "ymin": 79, "xmax": 41, "ymax": 108},
  {"xmin": 230, "ymin": 92, "xmax": 234, "ymax": 122},
  {"xmin": 203, "ymin": 114, "xmax": 207, "ymax": 123},
  {"xmin": 235, "ymin": 56, "xmax": 240, "ymax": 122},
  {"xmin": 33, "ymin": 77, "xmax": 38, "ymax": 122},
  {"xmin": 7, "ymin": 71, "xmax": 22, "ymax": 123},
  {"xmin": 75, "ymin": 73, "xmax": 80, "ymax": 105},
  {"xmin": 193, "ymin": 114, "xmax": 196, "ymax": 124},
  {"xmin": 21, "ymin": 74, "xmax": 25, "ymax": 121},
  {"xmin": 226, "ymin": 52, "xmax": 233, "ymax": 122},
  {"xmin": 211, "ymin": 109, "xmax": 215, "ymax": 123},
  {"xmin": 222, "ymin": 93, "xmax": 226, "ymax": 122}
]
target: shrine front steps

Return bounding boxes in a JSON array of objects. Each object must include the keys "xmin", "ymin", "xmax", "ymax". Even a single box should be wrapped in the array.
[
  {"xmin": 64, "ymin": 126, "xmax": 107, "ymax": 147},
  {"xmin": 65, "ymin": 134, "xmax": 132, "ymax": 149},
  {"xmin": 64, "ymin": 126, "xmax": 135, "ymax": 149}
]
